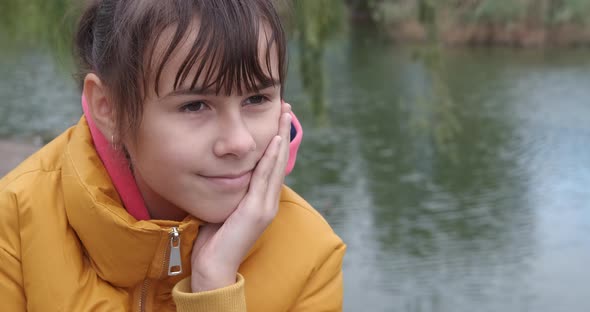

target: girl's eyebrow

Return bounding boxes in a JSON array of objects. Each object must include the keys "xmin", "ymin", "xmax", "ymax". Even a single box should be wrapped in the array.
[{"xmin": 165, "ymin": 79, "xmax": 281, "ymax": 97}]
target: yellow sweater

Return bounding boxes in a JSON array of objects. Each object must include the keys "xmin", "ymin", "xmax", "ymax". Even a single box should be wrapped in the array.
[{"xmin": 0, "ymin": 117, "xmax": 346, "ymax": 311}]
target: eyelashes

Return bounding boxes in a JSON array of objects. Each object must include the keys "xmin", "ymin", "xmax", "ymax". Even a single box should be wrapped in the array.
[
  {"xmin": 179, "ymin": 94, "xmax": 272, "ymax": 113},
  {"xmin": 180, "ymin": 101, "xmax": 207, "ymax": 113},
  {"xmin": 244, "ymin": 95, "xmax": 270, "ymax": 105}
]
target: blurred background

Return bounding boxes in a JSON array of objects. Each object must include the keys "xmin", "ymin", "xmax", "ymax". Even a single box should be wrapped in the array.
[{"xmin": 2, "ymin": 0, "xmax": 590, "ymax": 311}]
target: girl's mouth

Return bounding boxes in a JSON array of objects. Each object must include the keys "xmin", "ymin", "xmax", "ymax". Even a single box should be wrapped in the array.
[{"xmin": 199, "ymin": 170, "xmax": 253, "ymax": 191}]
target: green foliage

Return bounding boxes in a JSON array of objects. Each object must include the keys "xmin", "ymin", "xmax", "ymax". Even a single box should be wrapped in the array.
[
  {"xmin": 418, "ymin": 0, "xmax": 437, "ymax": 24},
  {"xmin": 470, "ymin": 0, "xmax": 529, "ymax": 23},
  {"xmin": 294, "ymin": 0, "xmax": 345, "ymax": 47},
  {"xmin": 0, "ymin": 0, "xmax": 74, "ymax": 45},
  {"xmin": 370, "ymin": 0, "xmax": 419, "ymax": 25},
  {"xmin": 450, "ymin": 0, "xmax": 590, "ymax": 25},
  {"xmin": 368, "ymin": 0, "xmax": 531, "ymax": 27},
  {"xmin": 365, "ymin": 0, "xmax": 590, "ymax": 26},
  {"xmin": 549, "ymin": 0, "xmax": 590, "ymax": 24},
  {"xmin": 0, "ymin": 0, "xmax": 76, "ymax": 67},
  {"xmin": 294, "ymin": 0, "xmax": 346, "ymax": 126},
  {"xmin": 345, "ymin": 0, "xmax": 377, "ymax": 12},
  {"xmin": 406, "ymin": 45, "xmax": 461, "ymax": 162}
]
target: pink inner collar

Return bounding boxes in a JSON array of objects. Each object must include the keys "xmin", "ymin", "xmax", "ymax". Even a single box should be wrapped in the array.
[{"xmin": 82, "ymin": 96, "xmax": 151, "ymax": 220}]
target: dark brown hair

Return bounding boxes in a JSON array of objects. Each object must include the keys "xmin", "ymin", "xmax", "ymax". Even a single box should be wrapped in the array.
[{"xmin": 74, "ymin": 0, "xmax": 287, "ymax": 139}]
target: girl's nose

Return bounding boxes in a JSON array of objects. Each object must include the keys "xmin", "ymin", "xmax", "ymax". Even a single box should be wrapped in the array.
[{"xmin": 212, "ymin": 116, "xmax": 257, "ymax": 158}]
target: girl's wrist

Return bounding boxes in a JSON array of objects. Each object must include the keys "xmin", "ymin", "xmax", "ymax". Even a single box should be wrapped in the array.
[{"xmin": 190, "ymin": 268, "xmax": 237, "ymax": 293}]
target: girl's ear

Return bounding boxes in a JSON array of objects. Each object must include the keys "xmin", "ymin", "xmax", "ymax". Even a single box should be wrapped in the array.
[{"xmin": 83, "ymin": 73, "xmax": 116, "ymax": 140}]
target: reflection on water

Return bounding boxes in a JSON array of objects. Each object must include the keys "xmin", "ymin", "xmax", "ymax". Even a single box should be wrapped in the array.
[
  {"xmin": 293, "ymin": 0, "xmax": 345, "ymax": 126},
  {"xmin": 2, "ymin": 4, "xmax": 590, "ymax": 312},
  {"xmin": 287, "ymin": 26, "xmax": 590, "ymax": 311}
]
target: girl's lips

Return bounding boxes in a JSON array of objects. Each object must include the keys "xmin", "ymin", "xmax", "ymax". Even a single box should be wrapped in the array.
[{"xmin": 200, "ymin": 170, "xmax": 253, "ymax": 191}]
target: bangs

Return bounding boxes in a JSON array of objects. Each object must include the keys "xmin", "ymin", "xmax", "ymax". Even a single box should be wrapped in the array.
[
  {"xmin": 148, "ymin": 0, "xmax": 286, "ymax": 97},
  {"xmin": 75, "ymin": 0, "xmax": 287, "ymax": 138}
]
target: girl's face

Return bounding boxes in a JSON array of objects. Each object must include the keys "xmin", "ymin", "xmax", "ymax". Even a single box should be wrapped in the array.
[{"xmin": 124, "ymin": 22, "xmax": 282, "ymax": 222}]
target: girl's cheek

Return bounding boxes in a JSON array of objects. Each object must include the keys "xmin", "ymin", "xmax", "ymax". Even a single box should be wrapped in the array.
[{"xmin": 255, "ymin": 124, "xmax": 278, "ymax": 153}]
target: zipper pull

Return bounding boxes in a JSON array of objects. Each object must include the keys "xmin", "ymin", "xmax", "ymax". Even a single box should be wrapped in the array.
[{"xmin": 168, "ymin": 227, "xmax": 183, "ymax": 276}]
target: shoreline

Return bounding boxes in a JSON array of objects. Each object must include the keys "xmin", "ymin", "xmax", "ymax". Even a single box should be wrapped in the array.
[
  {"xmin": 0, "ymin": 140, "xmax": 39, "ymax": 176},
  {"xmin": 371, "ymin": 19, "xmax": 590, "ymax": 47}
]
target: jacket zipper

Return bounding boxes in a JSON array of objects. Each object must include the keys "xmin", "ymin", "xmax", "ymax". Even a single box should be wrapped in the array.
[
  {"xmin": 138, "ymin": 279, "xmax": 150, "ymax": 312},
  {"xmin": 138, "ymin": 227, "xmax": 183, "ymax": 312},
  {"xmin": 167, "ymin": 226, "xmax": 183, "ymax": 276}
]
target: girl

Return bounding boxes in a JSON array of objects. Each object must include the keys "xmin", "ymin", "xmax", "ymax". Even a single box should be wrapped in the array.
[{"xmin": 0, "ymin": 0, "xmax": 345, "ymax": 311}]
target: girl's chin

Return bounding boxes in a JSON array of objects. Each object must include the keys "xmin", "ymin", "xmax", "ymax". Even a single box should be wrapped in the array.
[{"xmin": 186, "ymin": 194, "xmax": 245, "ymax": 223}]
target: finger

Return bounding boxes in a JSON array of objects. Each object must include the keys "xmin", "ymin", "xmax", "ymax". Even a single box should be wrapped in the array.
[
  {"xmin": 266, "ymin": 112, "xmax": 291, "ymax": 202},
  {"xmin": 219, "ymin": 108, "xmax": 288, "ymax": 236},
  {"xmin": 281, "ymin": 101, "xmax": 292, "ymax": 115},
  {"xmin": 217, "ymin": 176, "xmax": 279, "ymax": 263},
  {"xmin": 220, "ymin": 112, "xmax": 287, "ymax": 237},
  {"xmin": 248, "ymin": 135, "xmax": 282, "ymax": 195},
  {"xmin": 227, "ymin": 133, "xmax": 282, "ymax": 231}
]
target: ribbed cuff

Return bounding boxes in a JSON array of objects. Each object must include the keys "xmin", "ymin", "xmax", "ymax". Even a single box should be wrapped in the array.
[{"xmin": 172, "ymin": 273, "xmax": 246, "ymax": 312}]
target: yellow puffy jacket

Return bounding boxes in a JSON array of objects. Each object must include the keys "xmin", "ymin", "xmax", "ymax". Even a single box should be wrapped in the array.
[{"xmin": 0, "ymin": 117, "xmax": 346, "ymax": 311}]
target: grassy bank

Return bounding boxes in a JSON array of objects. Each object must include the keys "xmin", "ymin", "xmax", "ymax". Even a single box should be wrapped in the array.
[
  {"xmin": 3, "ymin": 0, "xmax": 590, "ymax": 47},
  {"xmin": 347, "ymin": 0, "xmax": 590, "ymax": 46}
]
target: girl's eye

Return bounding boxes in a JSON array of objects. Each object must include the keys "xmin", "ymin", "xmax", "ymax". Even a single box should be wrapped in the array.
[
  {"xmin": 180, "ymin": 101, "xmax": 207, "ymax": 113},
  {"xmin": 244, "ymin": 95, "xmax": 268, "ymax": 105}
]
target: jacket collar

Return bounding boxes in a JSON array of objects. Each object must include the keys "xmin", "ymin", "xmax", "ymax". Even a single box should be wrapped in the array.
[
  {"xmin": 81, "ymin": 96, "xmax": 151, "ymax": 221},
  {"xmin": 61, "ymin": 117, "xmax": 202, "ymax": 287}
]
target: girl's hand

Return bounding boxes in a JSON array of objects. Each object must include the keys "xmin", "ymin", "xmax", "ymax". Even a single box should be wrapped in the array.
[{"xmin": 189, "ymin": 102, "xmax": 292, "ymax": 292}]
